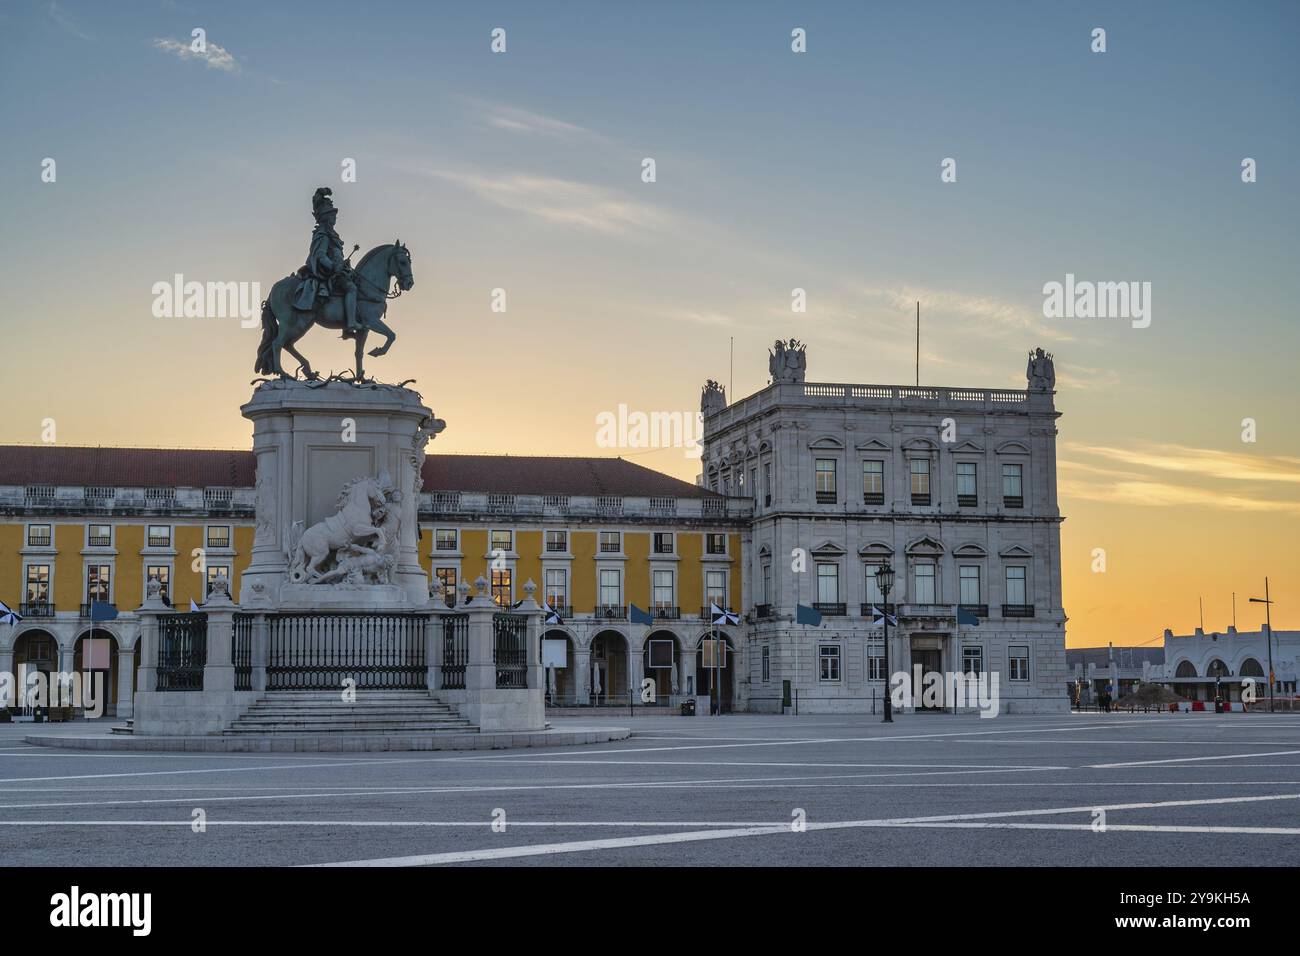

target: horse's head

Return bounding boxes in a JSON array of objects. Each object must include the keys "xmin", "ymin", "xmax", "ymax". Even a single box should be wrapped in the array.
[{"xmin": 390, "ymin": 240, "xmax": 414, "ymax": 292}]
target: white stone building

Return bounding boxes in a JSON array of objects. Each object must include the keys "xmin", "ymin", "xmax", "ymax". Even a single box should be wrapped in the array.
[
  {"xmin": 700, "ymin": 343, "xmax": 1068, "ymax": 714},
  {"xmin": 1149, "ymin": 627, "xmax": 1298, "ymax": 704}
]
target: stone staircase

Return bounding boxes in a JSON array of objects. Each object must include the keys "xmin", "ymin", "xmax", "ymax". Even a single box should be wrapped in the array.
[{"xmin": 223, "ymin": 690, "xmax": 477, "ymax": 735}]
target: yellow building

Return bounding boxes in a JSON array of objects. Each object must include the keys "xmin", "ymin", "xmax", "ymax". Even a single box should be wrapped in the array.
[{"xmin": 1, "ymin": 447, "xmax": 751, "ymax": 716}]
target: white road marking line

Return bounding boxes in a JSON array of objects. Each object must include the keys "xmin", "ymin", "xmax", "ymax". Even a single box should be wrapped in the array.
[
  {"xmin": 1090, "ymin": 750, "xmax": 1300, "ymax": 768},
  {"xmin": 888, "ymin": 821, "xmax": 1300, "ymax": 835},
  {"xmin": 309, "ymin": 790, "xmax": 1300, "ymax": 865}
]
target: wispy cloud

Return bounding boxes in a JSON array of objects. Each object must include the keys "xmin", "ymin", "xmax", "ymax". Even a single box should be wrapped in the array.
[
  {"xmin": 855, "ymin": 283, "xmax": 1073, "ymax": 343},
  {"xmin": 476, "ymin": 102, "xmax": 601, "ymax": 142},
  {"xmin": 49, "ymin": 2, "xmax": 92, "ymax": 40},
  {"xmin": 153, "ymin": 36, "xmax": 241, "ymax": 73},
  {"xmin": 426, "ymin": 169, "xmax": 669, "ymax": 235},
  {"xmin": 1068, "ymin": 443, "xmax": 1300, "ymax": 485}
]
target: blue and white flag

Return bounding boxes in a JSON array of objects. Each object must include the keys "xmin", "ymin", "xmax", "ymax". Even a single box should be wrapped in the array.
[
  {"xmin": 543, "ymin": 601, "xmax": 563, "ymax": 626},
  {"xmin": 869, "ymin": 605, "xmax": 898, "ymax": 627},
  {"xmin": 710, "ymin": 602, "xmax": 740, "ymax": 627},
  {"xmin": 629, "ymin": 604, "xmax": 654, "ymax": 626},
  {"xmin": 795, "ymin": 603, "xmax": 823, "ymax": 627},
  {"xmin": 0, "ymin": 600, "xmax": 22, "ymax": 627},
  {"xmin": 189, "ymin": 599, "xmax": 200, "ymax": 613}
]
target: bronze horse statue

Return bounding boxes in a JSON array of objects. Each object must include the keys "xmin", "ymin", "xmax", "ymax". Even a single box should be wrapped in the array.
[{"xmin": 255, "ymin": 241, "xmax": 414, "ymax": 381}]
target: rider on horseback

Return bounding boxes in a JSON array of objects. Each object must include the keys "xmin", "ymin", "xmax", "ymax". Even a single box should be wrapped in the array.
[{"xmin": 293, "ymin": 187, "xmax": 363, "ymax": 337}]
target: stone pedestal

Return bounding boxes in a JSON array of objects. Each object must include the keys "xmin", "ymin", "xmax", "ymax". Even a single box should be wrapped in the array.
[{"xmin": 238, "ymin": 380, "xmax": 442, "ymax": 609}]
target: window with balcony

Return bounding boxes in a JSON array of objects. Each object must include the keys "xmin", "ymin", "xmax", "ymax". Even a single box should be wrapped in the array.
[
  {"xmin": 1002, "ymin": 463, "xmax": 1024, "ymax": 508},
  {"xmin": 653, "ymin": 532, "xmax": 674, "ymax": 554},
  {"xmin": 147, "ymin": 525, "xmax": 172, "ymax": 548},
  {"xmin": 1005, "ymin": 566, "xmax": 1027, "ymax": 604},
  {"xmin": 88, "ymin": 524, "xmax": 112, "ymax": 547},
  {"xmin": 27, "ymin": 524, "xmax": 52, "ymax": 548},
  {"xmin": 706, "ymin": 533, "xmax": 727, "ymax": 555},
  {"xmin": 959, "ymin": 565, "xmax": 981, "ymax": 605},
  {"xmin": 956, "ymin": 462, "xmax": 978, "ymax": 507},
  {"xmin": 653, "ymin": 570, "xmax": 675, "ymax": 612},
  {"xmin": 206, "ymin": 525, "xmax": 231, "ymax": 550},
  {"xmin": 599, "ymin": 531, "xmax": 622, "ymax": 554},
  {"xmin": 705, "ymin": 569, "xmax": 727, "ymax": 610},
  {"xmin": 146, "ymin": 565, "xmax": 170, "ymax": 605},
  {"xmin": 864, "ymin": 564, "xmax": 885, "ymax": 606},
  {"xmin": 434, "ymin": 567, "xmax": 457, "ymax": 607},
  {"xmin": 909, "ymin": 459, "xmax": 931, "ymax": 506},
  {"xmin": 86, "ymin": 564, "xmax": 111, "ymax": 603},
  {"xmin": 545, "ymin": 530, "xmax": 568, "ymax": 553},
  {"xmin": 599, "ymin": 568, "xmax": 622, "ymax": 610},
  {"xmin": 491, "ymin": 568, "xmax": 512, "ymax": 607},
  {"xmin": 814, "ymin": 564, "xmax": 844, "ymax": 614},
  {"xmin": 913, "ymin": 563, "xmax": 936, "ymax": 604},
  {"xmin": 862, "ymin": 460, "xmax": 884, "ymax": 505},
  {"xmin": 24, "ymin": 565, "xmax": 51, "ymax": 612},
  {"xmin": 815, "ymin": 458, "xmax": 837, "ymax": 504},
  {"xmin": 435, "ymin": 528, "xmax": 458, "ymax": 551},
  {"xmin": 490, "ymin": 529, "xmax": 513, "ymax": 553},
  {"xmin": 543, "ymin": 568, "xmax": 567, "ymax": 611},
  {"xmin": 819, "ymin": 645, "xmax": 841, "ymax": 682}
]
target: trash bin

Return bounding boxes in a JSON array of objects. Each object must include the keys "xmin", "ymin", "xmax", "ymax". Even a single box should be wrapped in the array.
[{"xmin": 680, "ymin": 699, "xmax": 696, "ymax": 717}]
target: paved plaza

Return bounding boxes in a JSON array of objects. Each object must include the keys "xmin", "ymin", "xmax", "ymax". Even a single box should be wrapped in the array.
[{"xmin": 1, "ymin": 712, "xmax": 1298, "ymax": 866}]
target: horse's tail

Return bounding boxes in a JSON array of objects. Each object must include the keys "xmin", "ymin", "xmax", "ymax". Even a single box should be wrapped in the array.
[{"xmin": 254, "ymin": 297, "xmax": 278, "ymax": 375}]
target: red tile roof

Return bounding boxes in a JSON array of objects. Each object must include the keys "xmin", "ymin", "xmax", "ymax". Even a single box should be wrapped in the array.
[{"xmin": 0, "ymin": 446, "xmax": 715, "ymax": 499}]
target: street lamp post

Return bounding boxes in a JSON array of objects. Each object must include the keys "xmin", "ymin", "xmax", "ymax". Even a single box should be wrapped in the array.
[
  {"xmin": 1249, "ymin": 578, "xmax": 1276, "ymax": 713},
  {"xmin": 876, "ymin": 563, "xmax": 896, "ymax": 723}
]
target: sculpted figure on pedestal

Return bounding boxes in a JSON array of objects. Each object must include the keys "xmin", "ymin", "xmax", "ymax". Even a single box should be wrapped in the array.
[{"xmin": 286, "ymin": 472, "xmax": 402, "ymax": 585}]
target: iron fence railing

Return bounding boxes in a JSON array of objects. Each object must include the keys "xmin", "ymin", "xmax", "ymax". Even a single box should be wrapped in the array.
[
  {"xmin": 267, "ymin": 612, "xmax": 426, "ymax": 690},
  {"xmin": 442, "ymin": 614, "xmax": 469, "ymax": 690},
  {"xmin": 493, "ymin": 613, "xmax": 528, "ymax": 689},
  {"xmin": 232, "ymin": 612, "xmax": 253, "ymax": 691},
  {"xmin": 157, "ymin": 612, "xmax": 206, "ymax": 691}
]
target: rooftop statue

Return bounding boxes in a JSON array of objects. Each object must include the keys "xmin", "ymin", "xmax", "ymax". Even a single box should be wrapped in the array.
[
  {"xmin": 769, "ymin": 338, "xmax": 807, "ymax": 384},
  {"xmin": 254, "ymin": 187, "xmax": 414, "ymax": 382},
  {"xmin": 1026, "ymin": 347, "xmax": 1056, "ymax": 391}
]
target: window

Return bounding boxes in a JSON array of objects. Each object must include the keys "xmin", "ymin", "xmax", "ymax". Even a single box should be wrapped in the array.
[
  {"xmin": 868, "ymin": 652, "xmax": 886, "ymax": 681},
  {"xmin": 956, "ymin": 462, "xmax": 978, "ymax": 506},
  {"xmin": 763, "ymin": 463, "xmax": 772, "ymax": 505},
  {"xmin": 815, "ymin": 459, "xmax": 837, "ymax": 503},
  {"xmin": 435, "ymin": 528, "xmax": 458, "ymax": 551},
  {"xmin": 27, "ymin": 524, "xmax": 52, "ymax": 548},
  {"xmin": 1005, "ymin": 566, "xmax": 1027, "ymax": 605},
  {"xmin": 909, "ymin": 459, "xmax": 931, "ymax": 505},
  {"xmin": 206, "ymin": 525, "xmax": 231, "ymax": 550},
  {"xmin": 147, "ymin": 525, "xmax": 171, "ymax": 548},
  {"xmin": 88, "ymin": 524, "xmax": 112, "ymax": 547},
  {"xmin": 653, "ymin": 570, "xmax": 674, "ymax": 608},
  {"xmin": 819, "ymin": 645, "xmax": 841, "ymax": 682},
  {"xmin": 864, "ymin": 565, "xmax": 885, "ymax": 605},
  {"xmin": 761, "ymin": 563, "xmax": 771, "ymax": 604},
  {"xmin": 913, "ymin": 563, "xmax": 936, "ymax": 604},
  {"xmin": 434, "ymin": 567, "xmax": 457, "ymax": 606},
  {"xmin": 544, "ymin": 530, "xmax": 568, "ymax": 553},
  {"xmin": 815, "ymin": 563, "xmax": 839, "ymax": 603},
  {"xmin": 544, "ymin": 568, "xmax": 567, "ymax": 609},
  {"xmin": 705, "ymin": 570, "xmax": 727, "ymax": 609},
  {"xmin": 599, "ymin": 568, "xmax": 622, "ymax": 608},
  {"xmin": 653, "ymin": 532, "xmax": 674, "ymax": 554},
  {"xmin": 862, "ymin": 460, "xmax": 884, "ymax": 504},
  {"xmin": 491, "ymin": 568, "xmax": 512, "ymax": 607},
  {"xmin": 962, "ymin": 646, "xmax": 984, "ymax": 676},
  {"xmin": 86, "ymin": 564, "xmax": 111, "ymax": 602},
  {"xmin": 705, "ymin": 533, "xmax": 727, "ymax": 555},
  {"xmin": 207, "ymin": 564, "xmax": 231, "ymax": 594},
  {"xmin": 599, "ymin": 531, "xmax": 621, "ymax": 554},
  {"xmin": 1009, "ymin": 645, "xmax": 1030, "ymax": 681},
  {"xmin": 750, "ymin": 468, "xmax": 758, "ymax": 504},
  {"xmin": 1002, "ymin": 463, "xmax": 1024, "ymax": 507},
  {"xmin": 761, "ymin": 645, "xmax": 770, "ymax": 683},
  {"xmin": 959, "ymin": 565, "xmax": 981, "ymax": 604},
  {"xmin": 25, "ymin": 565, "xmax": 51, "ymax": 604},
  {"xmin": 490, "ymin": 529, "xmax": 513, "ymax": 553},
  {"xmin": 146, "ymin": 565, "xmax": 170, "ymax": 605}
]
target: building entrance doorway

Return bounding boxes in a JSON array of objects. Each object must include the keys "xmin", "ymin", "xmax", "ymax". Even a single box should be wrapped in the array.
[{"xmin": 911, "ymin": 647, "xmax": 942, "ymax": 710}]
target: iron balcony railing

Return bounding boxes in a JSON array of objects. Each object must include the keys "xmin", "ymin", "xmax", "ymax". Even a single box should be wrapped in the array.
[
  {"xmin": 754, "ymin": 604, "xmax": 773, "ymax": 619},
  {"xmin": 860, "ymin": 603, "xmax": 897, "ymax": 616},
  {"xmin": 862, "ymin": 492, "xmax": 884, "ymax": 505},
  {"xmin": 813, "ymin": 602, "xmax": 847, "ymax": 616},
  {"xmin": 20, "ymin": 602, "xmax": 54, "ymax": 617},
  {"xmin": 80, "ymin": 602, "xmax": 115, "ymax": 617},
  {"xmin": 1003, "ymin": 496, "xmax": 1024, "ymax": 509},
  {"xmin": 959, "ymin": 604, "xmax": 989, "ymax": 618},
  {"xmin": 595, "ymin": 605, "xmax": 627, "ymax": 620},
  {"xmin": 652, "ymin": 606, "xmax": 680, "ymax": 620},
  {"xmin": 1002, "ymin": 604, "xmax": 1036, "ymax": 618},
  {"xmin": 958, "ymin": 495, "xmax": 978, "ymax": 507}
]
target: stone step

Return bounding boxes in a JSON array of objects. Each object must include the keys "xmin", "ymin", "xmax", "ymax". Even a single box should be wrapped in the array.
[
  {"xmin": 224, "ymin": 723, "xmax": 475, "ymax": 735},
  {"xmin": 241, "ymin": 704, "xmax": 459, "ymax": 715}
]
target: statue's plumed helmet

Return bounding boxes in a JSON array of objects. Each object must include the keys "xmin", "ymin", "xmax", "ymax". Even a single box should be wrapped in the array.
[{"xmin": 311, "ymin": 187, "xmax": 336, "ymax": 220}]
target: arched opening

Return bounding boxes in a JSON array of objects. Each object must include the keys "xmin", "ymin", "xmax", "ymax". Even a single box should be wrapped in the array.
[
  {"xmin": 1240, "ymin": 658, "xmax": 1264, "ymax": 678},
  {"xmin": 1174, "ymin": 660, "xmax": 1198, "ymax": 678},
  {"xmin": 695, "ymin": 632, "xmax": 736, "ymax": 714},
  {"xmin": 74, "ymin": 629, "xmax": 120, "ymax": 717},
  {"xmin": 1207, "ymin": 658, "xmax": 1229, "ymax": 678},
  {"xmin": 642, "ymin": 630, "xmax": 683, "ymax": 705},
  {"xmin": 12, "ymin": 630, "xmax": 58, "ymax": 712},
  {"xmin": 541, "ymin": 629, "xmax": 577, "ymax": 705},
  {"xmin": 589, "ymin": 630, "xmax": 628, "ymax": 706}
]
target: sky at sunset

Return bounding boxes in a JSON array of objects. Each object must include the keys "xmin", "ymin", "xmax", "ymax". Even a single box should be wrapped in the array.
[{"xmin": 1, "ymin": 1, "xmax": 1296, "ymax": 645}]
